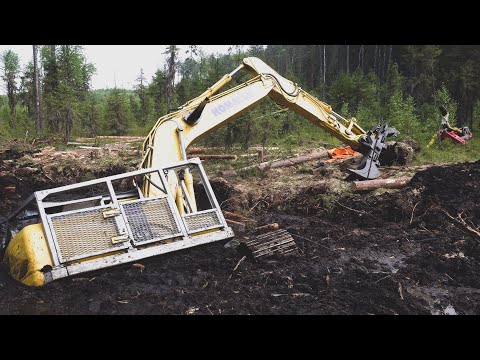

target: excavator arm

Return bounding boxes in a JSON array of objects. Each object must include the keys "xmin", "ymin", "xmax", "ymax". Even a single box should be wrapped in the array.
[{"xmin": 141, "ymin": 57, "xmax": 397, "ymax": 188}]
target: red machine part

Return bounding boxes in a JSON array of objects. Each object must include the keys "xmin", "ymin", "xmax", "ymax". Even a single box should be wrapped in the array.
[
  {"xmin": 440, "ymin": 130, "xmax": 467, "ymax": 144},
  {"xmin": 327, "ymin": 146, "xmax": 362, "ymax": 162}
]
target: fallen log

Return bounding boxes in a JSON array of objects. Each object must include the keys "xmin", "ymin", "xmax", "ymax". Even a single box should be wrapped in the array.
[
  {"xmin": 79, "ymin": 146, "xmax": 102, "ymax": 150},
  {"xmin": 189, "ymin": 154, "xmax": 237, "ymax": 160},
  {"xmin": 187, "ymin": 146, "xmax": 279, "ymax": 154},
  {"xmin": 67, "ymin": 141, "xmax": 96, "ymax": 146},
  {"xmin": 225, "ymin": 218, "xmax": 246, "ymax": 231},
  {"xmin": 96, "ymin": 136, "xmax": 144, "ymax": 142},
  {"xmin": 351, "ymin": 177, "xmax": 412, "ymax": 192},
  {"xmin": 238, "ymin": 148, "xmax": 328, "ymax": 172},
  {"xmin": 216, "ymin": 150, "xmax": 328, "ymax": 178},
  {"xmin": 75, "ymin": 136, "xmax": 144, "ymax": 143},
  {"xmin": 266, "ymin": 149, "xmax": 328, "ymax": 169},
  {"xmin": 238, "ymin": 153, "xmax": 272, "ymax": 160},
  {"xmin": 223, "ymin": 211, "xmax": 256, "ymax": 223},
  {"xmin": 255, "ymin": 223, "xmax": 280, "ymax": 234}
]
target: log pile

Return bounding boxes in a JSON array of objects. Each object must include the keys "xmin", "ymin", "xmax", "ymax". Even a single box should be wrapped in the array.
[{"xmin": 218, "ymin": 148, "xmax": 328, "ymax": 177}]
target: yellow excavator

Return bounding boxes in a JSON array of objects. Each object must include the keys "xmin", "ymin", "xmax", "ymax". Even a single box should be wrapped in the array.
[{"xmin": 2, "ymin": 57, "xmax": 398, "ymax": 286}]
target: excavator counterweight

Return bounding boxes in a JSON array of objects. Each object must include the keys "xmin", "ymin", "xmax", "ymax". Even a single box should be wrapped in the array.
[{"xmin": 2, "ymin": 57, "xmax": 397, "ymax": 286}]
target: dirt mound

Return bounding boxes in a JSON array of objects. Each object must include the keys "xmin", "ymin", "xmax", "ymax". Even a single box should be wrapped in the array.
[
  {"xmin": 380, "ymin": 141, "xmax": 415, "ymax": 166},
  {"xmin": 402, "ymin": 138, "xmax": 422, "ymax": 153},
  {"xmin": 0, "ymin": 144, "xmax": 478, "ymax": 314}
]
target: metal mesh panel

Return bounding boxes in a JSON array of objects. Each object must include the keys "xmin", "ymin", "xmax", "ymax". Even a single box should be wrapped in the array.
[
  {"xmin": 122, "ymin": 198, "xmax": 181, "ymax": 243},
  {"xmin": 50, "ymin": 208, "xmax": 123, "ymax": 262},
  {"xmin": 184, "ymin": 210, "xmax": 222, "ymax": 233}
]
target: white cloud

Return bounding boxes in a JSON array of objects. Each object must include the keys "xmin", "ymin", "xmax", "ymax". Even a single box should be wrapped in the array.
[{"xmin": 0, "ymin": 45, "xmax": 233, "ymax": 94}]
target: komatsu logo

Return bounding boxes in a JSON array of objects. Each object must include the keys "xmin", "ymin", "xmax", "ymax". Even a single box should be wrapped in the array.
[{"xmin": 211, "ymin": 89, "xmax": 254, "ymax": 117}]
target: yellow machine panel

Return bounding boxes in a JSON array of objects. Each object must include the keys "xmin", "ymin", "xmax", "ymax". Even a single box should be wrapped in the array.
[{"xmin": 2, "ymin": 224, "xmax": 53, "ymax": 287}]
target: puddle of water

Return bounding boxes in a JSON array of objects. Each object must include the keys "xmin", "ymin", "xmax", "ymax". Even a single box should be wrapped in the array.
[{"xmin": 444, "ymin": 304, "xmax": 457, "ymax": 315}]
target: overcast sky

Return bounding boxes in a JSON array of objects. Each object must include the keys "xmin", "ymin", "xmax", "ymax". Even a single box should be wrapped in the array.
[{"xmin": 0, "ymin": 45, "xmax": 233, "ymax": 94}]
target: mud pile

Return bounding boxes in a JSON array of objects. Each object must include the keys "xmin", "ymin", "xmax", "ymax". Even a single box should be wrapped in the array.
[{"xmin": 0, "ymin": 154, "xmax": 478, "ymax": 314}]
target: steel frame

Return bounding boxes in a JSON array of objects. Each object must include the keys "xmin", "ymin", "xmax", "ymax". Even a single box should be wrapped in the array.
[{"xmin": 7, "ymin": 160, "xmax": 233, "ymax": 282}]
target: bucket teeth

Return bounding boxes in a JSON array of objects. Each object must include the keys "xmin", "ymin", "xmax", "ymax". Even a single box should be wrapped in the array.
[
  {"xmin": 238, "ymin": 229, "xmax": 298, "ymax": 260},
  {"xmin": 348, "ymin": 123, "xmax": 399, "ymax": 180},
  {"xmin": 349, "ymin": 159, "xmax": 380, "ymax": 180}
]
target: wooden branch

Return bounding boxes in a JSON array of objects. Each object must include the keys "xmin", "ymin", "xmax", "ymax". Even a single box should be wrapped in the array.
[
  {"xmin": 441, "ymin": 209, "xmax": 480, "ymax": 242},
  {"xmin": 223, "ymin": 211, "xmax": 256, "ymax": 223},
  {"xmin": 233, "ymin": 256, "xmax": 247, "ymax": 271},
  {"xmin": 352, "ymin": 177, "xmax": 412, "ymax": 192},
  {"xmin": 225, "ymin": 219, "xmax": 246, "ymax": 231},
  {"xmin": 263, "ymin": 149, "xmax": 328, "ymax": 169},
  {"xmin": 79, "ymin": 146, "xmax": 102, "ymax": 150},
  {"xmin": 225, "ymin": 218, "xmax": 245, "ymax": 226},
  {"xmin": 220, "ymin": 149, "xmax": 328, "ymax": 177},
  {"xmin": 333, "ymin": 200, "xmax": 366, "ymax": 214},
  {"xmin": 67, "ymin": 142, "xmax": 96, "ymax": 146},
  {"xmin": 76, "ymin": 136, "xmax": 144, "ymax": 143},
  {"xmin": 189, "ymin": 154, "xmax": 238, "ymax": 160},
  {"xmin": 254, "ymin": 223, "xmax": 280, "ymax": 234},
  {"xmin": 96, "ymin": 136, "xmax": 144, "ymax": 142},
  {"xmin": 187, "ymin": 146, "xmax": 279, "ymax": 154},
  {"xmin": 410, "ymin": 202, "xmax": 419, "ymax": 224}
]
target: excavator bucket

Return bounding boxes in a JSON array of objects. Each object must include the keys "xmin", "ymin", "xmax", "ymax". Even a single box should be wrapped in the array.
[
  {"xmin": 348, "ymin": 124, "xmax": 399, "ymax": 180},
  {"xmin": 2, "ymin": 159, "xmax": 233, "ymax": 286}
]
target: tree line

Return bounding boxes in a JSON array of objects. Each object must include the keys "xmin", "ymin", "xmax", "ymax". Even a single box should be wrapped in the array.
[{"xmin": 1, "ymin": 45, "xmax": 479, "ymax": 148}]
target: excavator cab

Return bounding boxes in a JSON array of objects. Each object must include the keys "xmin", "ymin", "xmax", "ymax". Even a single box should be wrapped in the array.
[{"xmin": 2, "ymin": 160, "xmax": 233, "ymax": 286}]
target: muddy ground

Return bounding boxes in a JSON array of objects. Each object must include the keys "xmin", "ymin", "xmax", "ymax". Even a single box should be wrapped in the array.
[{"xmin": 0, "ymin": 143, "xmax": 479, "ymax": 315}]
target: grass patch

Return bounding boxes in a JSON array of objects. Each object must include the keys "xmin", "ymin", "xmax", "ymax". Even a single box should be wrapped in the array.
[{"xmin": 412, "ymin": 136, "xmax": 480, "ymax": 165}]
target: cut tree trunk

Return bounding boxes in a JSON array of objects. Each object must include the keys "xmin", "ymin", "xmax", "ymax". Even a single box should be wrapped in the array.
[{"xmin": 352, "ymin": 177, "xmax": 412, "ymax": 192}]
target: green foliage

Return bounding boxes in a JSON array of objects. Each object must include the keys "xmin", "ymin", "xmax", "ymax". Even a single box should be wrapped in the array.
[
  {"xmin": 1, "ymin": 49, "xmax": 21, "ymax": 128},
  {"xmin": 435, "ymin": 84, "xmax": 458, "ymax": 124},
  {"xmin": 413, "ymin": 135, "xmax": 480, "ymax": 165},
  {"xmin": 1, "ymin": 44, "xmax": 480, "ymax": 170},
  {"xmin": 386, "ymin": 90, "xmax": 423, "ymax": 139},
  {"xmin": 329, "ymin": 70, "xmax": 379, "ymax": 113},
  {"xmin": 102, "ymin": 88, "xmax": 132, "ymax": 135},
  {"xmin": 473, "ymin": 100, "xmax": 480, "ymax": 132}
]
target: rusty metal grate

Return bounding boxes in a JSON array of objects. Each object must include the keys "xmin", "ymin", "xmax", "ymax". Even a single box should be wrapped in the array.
[
  {"xmin": 184, "ymin": 210, "xmax": 222, "ymax": 233},
  {"xmin": 238, "ymin": 229, "xmax": 298, "ymax": 260},
  {"xmin": 122, "ymin": 198, "xmax": 182, "ymax": 244},
  {"xmin": 50, "ymin": 208, "xmax": 126, "ymax": 262}
]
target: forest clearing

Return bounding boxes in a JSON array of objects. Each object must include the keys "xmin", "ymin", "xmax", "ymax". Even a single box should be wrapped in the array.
[{"xmin": 0, "ymin": 45, "xmax": 479, "ymax": 315}]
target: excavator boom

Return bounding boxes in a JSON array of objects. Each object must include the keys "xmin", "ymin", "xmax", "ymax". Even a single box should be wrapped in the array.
[{"xmin": 2, "ymin": 57, "xmax": 397, "ymax": 286}]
